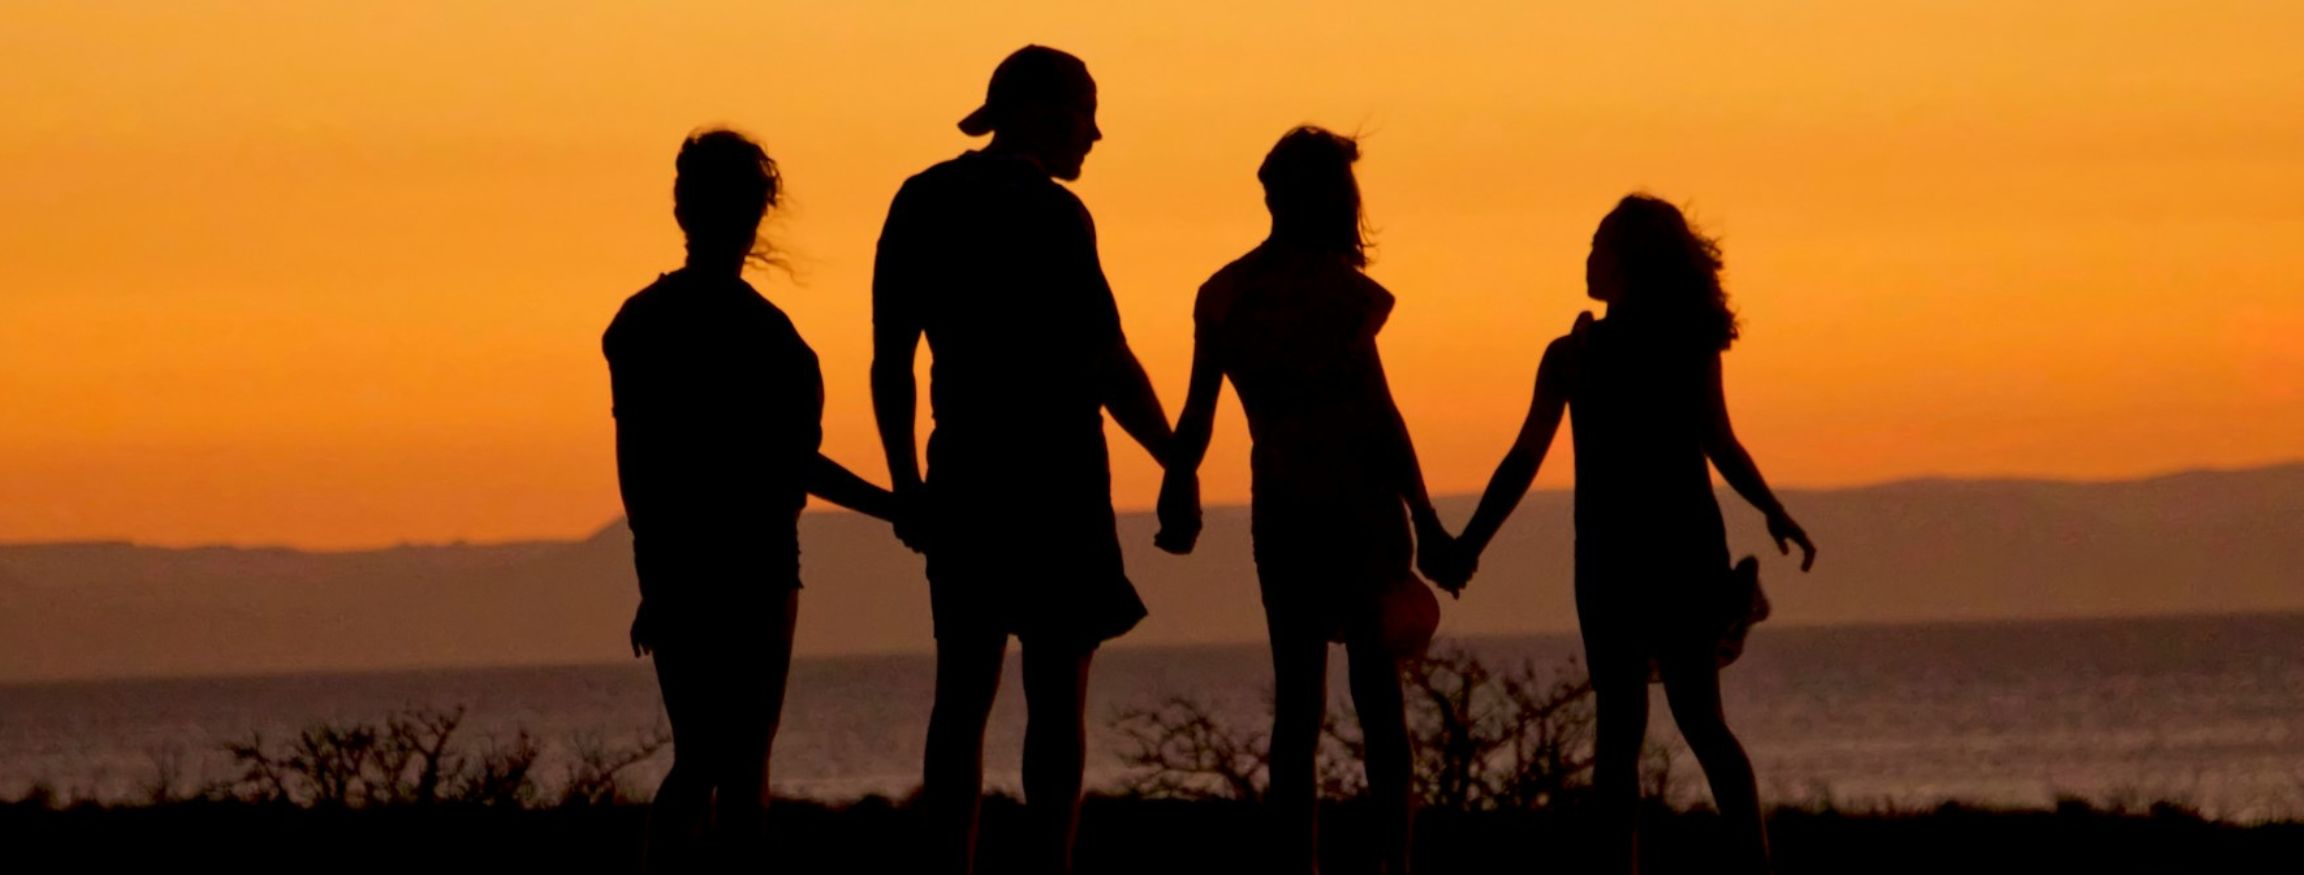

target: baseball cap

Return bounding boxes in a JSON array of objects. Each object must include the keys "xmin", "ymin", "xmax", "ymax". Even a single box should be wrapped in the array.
[{"xmin": 957, "ymin": 45, "xmax": 1095, "ymax": 137}]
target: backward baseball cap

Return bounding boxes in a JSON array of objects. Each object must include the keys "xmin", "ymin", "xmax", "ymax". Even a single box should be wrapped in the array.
[{"xmin": 957, "ymin": 45, "xmax": 1095, "ymax": 137}]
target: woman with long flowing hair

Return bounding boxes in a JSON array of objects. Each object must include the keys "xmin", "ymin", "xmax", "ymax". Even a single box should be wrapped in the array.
[
  {"xmin": 1437, "ymin": 194, "xmax": 1816, "ymax": 874},
  {"xmin": 1159, "ymin": 126, "xmax": 1449, "ymax": 875}
]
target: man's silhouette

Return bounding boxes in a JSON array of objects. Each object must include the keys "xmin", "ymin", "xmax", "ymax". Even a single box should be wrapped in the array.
[{"xmin": 870, "ymin": 45, "xmax": 1173, "ymax": 875}]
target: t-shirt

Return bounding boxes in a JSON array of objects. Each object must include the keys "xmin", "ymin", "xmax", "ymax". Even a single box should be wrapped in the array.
[
  {"xmin": 871, "ymin": 150, "xmax": 1143, "ymax": 641},
  {"xmin": 602, "ymin": 269, "xmax": 823, "ymax": 598},
  {"xmin": 872, "ymin": 150, "xmax": 1124, "ymax": 444}
]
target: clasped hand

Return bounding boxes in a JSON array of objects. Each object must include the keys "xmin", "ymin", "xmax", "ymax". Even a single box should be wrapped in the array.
[
  {"xmin": 1415, "ymin": 517, "xmax": 1475, "ymax": 597},
  {"xmin": 1153, "ymin": 469, "xmax": 1201, "ymax": 555}
]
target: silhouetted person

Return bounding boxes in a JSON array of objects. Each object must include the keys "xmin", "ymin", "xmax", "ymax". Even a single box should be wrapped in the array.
[
  {"xmin": 1157, "ymin": 127, "xmax": 1447, "ymax": 875},
  {"xmin": 1435, "ymin": 195, "xmax": 1817, "ymax": 875},
  {"xmin": 604, "ymin": 129, "xmax": 900, "ymax": 873},
  {"xmin": 870, "ymin": 46, "xmax": 1174, "ymax": 875}
]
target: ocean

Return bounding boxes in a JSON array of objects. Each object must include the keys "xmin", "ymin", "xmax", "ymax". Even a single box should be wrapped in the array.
[{"xmin": 3, "ymin": 613, "xmax": 2300, "ymax": 821}]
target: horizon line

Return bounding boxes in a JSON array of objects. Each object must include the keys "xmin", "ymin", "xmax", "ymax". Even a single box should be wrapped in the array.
[
  {"xmin": 6, "ymin": 457, "xmax": 2297, "ymax": 555},
  {"xmin": 6, "ymin": 606, "xmax": 2301, "ymax": 689}
]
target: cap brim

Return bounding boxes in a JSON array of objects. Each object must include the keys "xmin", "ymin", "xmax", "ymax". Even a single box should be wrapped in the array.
[{"xmin": 957, "ymin": 105, "xmax": 995, "ymax": 136}]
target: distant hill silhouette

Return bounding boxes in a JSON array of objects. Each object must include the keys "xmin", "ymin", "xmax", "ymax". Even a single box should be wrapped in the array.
[{"xmin": 2, "ymin": 464, "xmax": 2299, "ymax": 683}]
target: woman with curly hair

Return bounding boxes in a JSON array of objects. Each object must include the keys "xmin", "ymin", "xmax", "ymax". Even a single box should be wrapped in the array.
[{"xmin": 1438, "ymin": 194, "xmax": 1817, "ymax": 875}]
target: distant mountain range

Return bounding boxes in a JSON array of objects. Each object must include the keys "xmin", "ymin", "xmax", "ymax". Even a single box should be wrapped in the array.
[{"xmin": 3, "ymin": 464, "xmax": 2299, "ymax": 683}]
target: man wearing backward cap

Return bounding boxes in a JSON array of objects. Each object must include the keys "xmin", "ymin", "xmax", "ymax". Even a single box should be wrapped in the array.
[{"xmin": 871, "ymin": 45, "xmax": 1174, "ymax": 875}]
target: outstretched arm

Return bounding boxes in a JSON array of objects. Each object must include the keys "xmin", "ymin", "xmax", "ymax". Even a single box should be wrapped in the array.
[
  {"xmin": 806, "ymin": 453, "xmax": 901, "ymax": 522},
  {"xmin": 1155, "ymin": 335, "xmax": 1224, "ymax": 553},
  {"xmin": 1168, "ymin": 337, "xmax": 1224, "ymax": 476},
  {"xmin": 1448, "ymin": 325, "xmax": 1582, "ymax": 590},
  {"xmin": 1700, "ymin": 354, "xmax": 1816, "ymax": 571}
]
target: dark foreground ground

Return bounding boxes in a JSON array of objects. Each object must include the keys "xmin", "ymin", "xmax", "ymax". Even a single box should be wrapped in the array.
[{"xmin": 6, "ymin": 795, "xmax": 2300, "ymax": 874}]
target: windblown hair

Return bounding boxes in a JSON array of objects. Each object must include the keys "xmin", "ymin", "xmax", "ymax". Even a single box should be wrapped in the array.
[
  {"xmin": 1594, "ymin": 194, "xmax": 1739, "ymax": 351},
  {"xmin": 673, "ymin": 128, "xmax": 782, "ymax": 267},
  {"xmin": 1258, "ymin": 126, "xmax": 1371, "ymax": 267}
]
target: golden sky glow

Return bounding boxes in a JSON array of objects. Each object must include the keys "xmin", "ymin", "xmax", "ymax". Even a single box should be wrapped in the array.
[{"xmin": 3, "ymin": 1, "xmax": 2301, "ymax": 548}]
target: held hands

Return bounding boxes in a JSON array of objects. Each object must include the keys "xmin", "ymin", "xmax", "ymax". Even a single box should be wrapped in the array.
[
  {"xmin": 1768, "ymin": 510, "xmax": 1818, "ymax": 572},
  {"xmin": 1421, "ymin": 552, "xmax": 1478, "ymax": 597},
  {"xmin": 1414, "ymin": 516, "xmax": 1475, "ymax": 597},
  {"xmin": 1154, "ymin": 469, "xmax": 1202, "ymax": 555}
]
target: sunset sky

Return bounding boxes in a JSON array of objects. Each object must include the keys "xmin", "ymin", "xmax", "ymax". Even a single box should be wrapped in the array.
[{"xmin": 3, "ymin": 1, "xmax": 2300, "ymax": 549}]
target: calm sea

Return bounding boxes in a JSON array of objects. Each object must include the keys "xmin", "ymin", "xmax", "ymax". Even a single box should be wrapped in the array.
[{"xmin": 3, "ymin": 614, "xmax": 2300, "ymax": 820}]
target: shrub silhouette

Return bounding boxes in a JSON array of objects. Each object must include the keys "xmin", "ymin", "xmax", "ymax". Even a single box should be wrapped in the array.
[
  {"xmin": 1112, "ymin": 646, "xmax": 1676, "ymax": 811},
  {"xmin": 210, "ymin": 707, "xmax": 663, "ymax": 808},
  {"xmin": 560, "ymin": 728, "xmax": 673, "ymax": 808}
]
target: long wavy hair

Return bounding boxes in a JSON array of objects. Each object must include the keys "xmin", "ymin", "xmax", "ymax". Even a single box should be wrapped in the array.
[
  {"xmin": 673, "ymin": 128, "xmax": 783, "ymax": 268},
  {"xmin": 1592, "ymin": 194, "xmax": 1739, "ymax": 351},
  {"xmin": 1258, "ymin": 126, "xmax": 1371, "ymax": 267}
]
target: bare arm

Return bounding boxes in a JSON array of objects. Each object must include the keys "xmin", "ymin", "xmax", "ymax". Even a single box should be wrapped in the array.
[
  {"xmin": 1168, "ymin": 337, "xmax": 1224, "ymax": 476},
  {"xmin": 604, "ymin": 328, "xmax": 661, "ymax": 657},
  {"xmin": 1451, "ymin": 332, "xmax": 1577, "ymax": 579},
  {"xmin": 869, "ymin": 323, "xmax": 929, "ymax": 553},
  {"xmin": 1700, "ymin": 353, "xmax": 1816, "ymax": 571},
  {"xmin": 1104, "ymin": 337, "xmax": 1174, "ymax": 464},
  {"xmin": 806, "ymin": 453, "xmax": 900, "ymax": 522},
  {"xmin": 609, "ymin": 421, "xmax": 650, "ymax": 569},
  {"xmin": 1369, "ymin": 350, "xmax": 1443, "ymax": 536},
  {"xmin": 870, "ymin": 325, "xmax": 924, "ymax": 495},
  {"xmin": 1065, "ymin": 196, "xmax": 1172, "ymax": 465},
  {"xmin": 870, "ymin": 190, "xmax": 930, "ymax": 551},
  {"xmin": 610, "ymin": 416, "xmax": 659, "ymax": 657},
  {"xmin": 1154, "ymin": 334, "xmax": 1225, "ymax": 553}
]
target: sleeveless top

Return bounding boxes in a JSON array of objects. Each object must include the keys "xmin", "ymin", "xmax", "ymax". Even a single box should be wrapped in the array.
[{"xmin": 1566, "ymin": 317, "xmax": 1729, "ymax": 576}]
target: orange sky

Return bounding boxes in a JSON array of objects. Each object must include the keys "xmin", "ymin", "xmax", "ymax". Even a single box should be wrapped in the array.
[{"xmin": 3, "ymin": 1, "xmax": 2301, "ymax": 548}]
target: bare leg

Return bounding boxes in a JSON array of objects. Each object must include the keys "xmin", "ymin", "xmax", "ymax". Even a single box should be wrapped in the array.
[
  {"xmin": 1020, "ymin": 640, "xmax": 1095, "ymax": 875},
  {"xmin": 1267, "ymin": 625, "xmax": 1329, "ymax": 875},
  {"xmin": 923, "ymin": 633, "xmax": 1008, "ymax": 875},
  {"xmin": 1658, "ymin": 650, "xmax": 1771, "ymax": 875},
  {"xmin": 1346, "ymin": 639, "xmax": 1413, "ymax": 875},
  {"xmin": 647, "ymin": 640, "xmax": 718, "ymax": 874},
  {"xmin": 1588, "ymin": 647, "xmax": 1651, "ymax": 875},
  {"xmin": 716, "ymin": 589, "xmax": 798, "ymax": 871}
]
